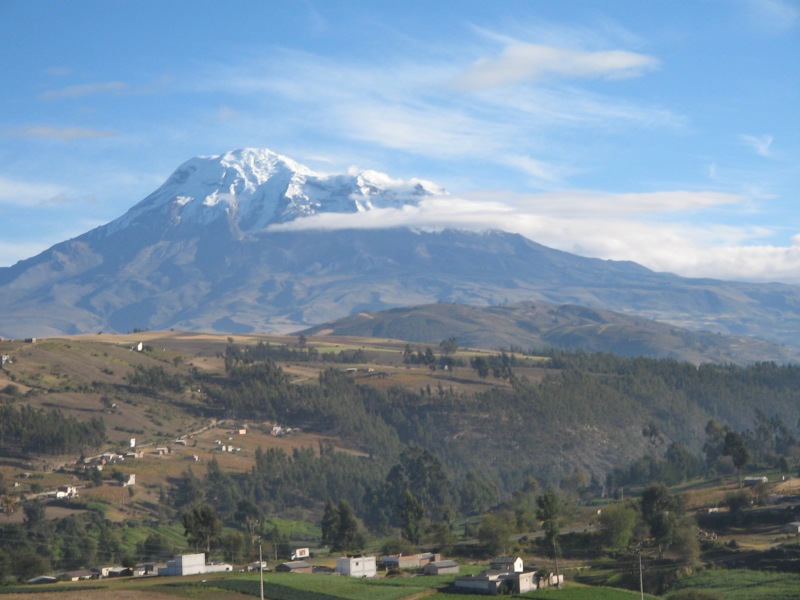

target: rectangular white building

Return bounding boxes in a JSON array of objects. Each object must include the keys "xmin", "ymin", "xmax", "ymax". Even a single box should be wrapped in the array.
[{"xmin": 336, "ymin": 556, "xmax": 376, "ymax": 578}]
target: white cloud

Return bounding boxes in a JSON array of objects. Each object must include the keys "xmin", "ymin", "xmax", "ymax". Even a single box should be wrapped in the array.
[
  {"xmin": 740, "ymin": 134, "xmax": 774, "ymax": 156},
  {"xmin": 456, "ymin": 43, "xmax": 659, "ymax": 90},
  {"xmin": 200, "ymin": 43, "xmax": 678, "ymax": 188},
  {"xmin": 268, "ymin": 187, "xmax": 800, "ymax": 283}
]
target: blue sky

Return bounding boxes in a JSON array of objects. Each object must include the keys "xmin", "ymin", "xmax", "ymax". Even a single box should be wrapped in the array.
[{"xmin": 2, "ymin": 0, "xmax": 799, "ymax": 282}]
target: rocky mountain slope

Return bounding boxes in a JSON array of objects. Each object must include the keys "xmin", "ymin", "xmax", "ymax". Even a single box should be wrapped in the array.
[{"xmin": 2, "ymin": 148, "xmax": 800, "ymax": 360}]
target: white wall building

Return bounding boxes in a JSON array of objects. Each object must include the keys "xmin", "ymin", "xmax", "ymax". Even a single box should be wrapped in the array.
[
  {"xmin": 159, "ymin": 553, "xmax": 206, "ymax": 576},
  {"xmin": 336, "ymin": 556, "xmax": 376, "ymax": 578}
]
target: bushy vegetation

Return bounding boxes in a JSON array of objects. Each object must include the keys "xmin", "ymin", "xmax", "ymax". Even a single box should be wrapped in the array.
[{"xmin": 0, "ymin": 404, "xmax": 105, "ymax": 454}]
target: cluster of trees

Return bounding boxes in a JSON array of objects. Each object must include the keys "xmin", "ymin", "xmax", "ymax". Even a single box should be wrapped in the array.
[
  {"xmin": 469, "ymin": 352, "xmax": 516, "ymax": 379},
  {"xmin": 202, "ymin": 344, "xmax": 800, "ymax": 514},
  {"xmin": 223, "ymin": 341, "xmax": 366, "ymax": 367},
  {"xmin": 321, "ymin": 499, "xmax": 365, "ymax": 552},
  {"xmin": 125, "ymin": 365, "xmax": 185, "ymax": 393},
  {"xmin": 0, "ymin": 501, "xmax": 149, "ymax": 581},
  {"xmin": 0, "ymin": 405, "xmax": 105, "ymax": 455},
  {"xmin": 402, "ymin": 343, "xmax": 464, "ymax": 371}
]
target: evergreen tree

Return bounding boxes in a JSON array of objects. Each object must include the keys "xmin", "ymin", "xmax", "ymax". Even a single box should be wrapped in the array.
[{"xmin": 400, "ymin": 490, "xmax": 424, "ymax": 544}]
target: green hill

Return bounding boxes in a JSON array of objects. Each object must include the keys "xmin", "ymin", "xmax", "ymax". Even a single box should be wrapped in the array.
[{"xmin": 301, "ymin": 301, "xmax": 800, "ymax": 365}]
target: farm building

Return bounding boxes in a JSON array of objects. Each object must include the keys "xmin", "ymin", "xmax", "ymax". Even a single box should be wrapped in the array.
[
  {"xmin": 276, "ymin": 560, "xmax": 313, "ymax": 574},
  {"xmin": 158, "ymin": 553, "xmax": 232, "ymax": 576},
  {"xmin": 423, "ymin": 560, "xmax": 460, "ymax": 575},
  {"xmin": 454, "ymin": 570, "xmax": 537, "ymax": 595},
  {"xmin": 336, "ymin": 555, "xmax": 376, "ymax": 578},
  {"xmin": 489, "ymin": 556, "xmax": 523, "ymax": 573}
]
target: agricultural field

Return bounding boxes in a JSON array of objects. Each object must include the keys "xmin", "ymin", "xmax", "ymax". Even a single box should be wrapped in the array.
[{"xmin": 0, "ymin": 567, "xmax": 649, "ymax": 600}]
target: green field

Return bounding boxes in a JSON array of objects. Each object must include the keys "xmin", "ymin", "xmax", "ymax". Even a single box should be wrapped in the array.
[
  {"xmin": 666, "ymin": 569, "xmax": 800, "ymax": 599},
  {"xmin": 200, "ymin": 573, "xmax": 655, "ymax": 600}
]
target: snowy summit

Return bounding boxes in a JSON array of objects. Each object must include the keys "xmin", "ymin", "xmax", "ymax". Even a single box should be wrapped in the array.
[{"xmin": 107, "ymin": 148, "xmax": 446, "ymax": 236}]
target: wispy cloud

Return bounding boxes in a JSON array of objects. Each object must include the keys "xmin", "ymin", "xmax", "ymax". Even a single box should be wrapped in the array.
[
  {"xmin": 740, "ymin": 0, "xmax": 800, "ymax": 31},
  {"xmin": 4, "ymin": 127, "xmax": 118, "ymax": 140},
  {"xmin": 456, "ymin": 43, "xmax": 659, "ymax": 90},
  {"xmin": 740, "ymin": 134, "xmax": 774, "ymax": 156},
  {"xmin": 201, "ymin": 34, "xmax": 675, "ymax": 188},
  {"xmin": 39, "ymin": 81, "xmax": 129, "ymax": 100},
  {"xmin": 0, "ymin": 177, "xmax": 67, "ymax": 207},
  {"xmin": 268, "ymin": 187, "xmax": 800, "ymax": 283}
]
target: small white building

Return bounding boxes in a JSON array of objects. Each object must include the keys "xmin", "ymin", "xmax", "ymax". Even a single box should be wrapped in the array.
[
  {"xmin": 490, "ymin": 556, "xmax": 523, "ymax": 573},
  {"xmin": 336, "ymin": 555, "xmax": 376, "ymax": 578},
  {"xmin": 158, "ymin": 553, "xmax": 232, "ymax": 577},
  {"xmin": 159, "ymin": 553, "xmax": 207, "ymax": 576}
]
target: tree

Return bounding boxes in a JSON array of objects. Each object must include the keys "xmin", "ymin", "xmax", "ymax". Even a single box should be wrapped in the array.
[
  {"xmin": 478, "ymin": 511, "xmax": 515, "ymax": 556},
  {"xmin": 536, "ymin": 489, "xmax": 563, "ymax": 585},
  {"xmin": 724, "ymin": 491, "xmax": 750, "ymax": 525},
  {"xmin": 138, "ymin": 532, "xmax": 170, "ymax": 561},
  {"xmin": 470, "ymin": 356, "xmax": 490, "ymax": 378},
  {"xmin": 12, "ymin": 548, "xmax": 48, "ymax": 582},
  {"xmin": 22, "ymin": 499, "xmax": 45, "ymax": 531},
  {"xmin": 321, "ymin": 499, "xmax": 365, "ymax": 552},
  {"xmin": 321, "ymin": 498, "xmax": 340, "ymax": 548},
  {"xmin": 235, "ymin": 499, "xmax": 262, "ymax": 541},
  {"xmin": 182, "ymin": 504, "xmax": 221, "ymax": 555},
  {"xmin": 723, "ymin": 431, "xmax": 749, "ymax": 487},
  {"xmin": 598, "ymin": 503, "xmax": 638, "ymax": 550},
  {"xmin": 703, "ymin": 420, "xmax": 726, "ymax": 468},
  {"xmin": 640, "ymin": 483, "xmax": 683, "ymax": 557},
  {"xmin": 400, "ymin": 490, "xmax": 424, "ymax": 544},
  {"xmin": 333, "ymin": 500, "xmax": 365, "ymax": 552},
  {"xmin": 439, "ymin": 337, "xmax": 459, "ymax": 355}
]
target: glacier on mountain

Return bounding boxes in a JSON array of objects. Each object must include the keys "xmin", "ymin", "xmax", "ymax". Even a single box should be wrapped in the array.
[{"xmin": 105, "ymin": 148, "xmax": 446, "ymax": 236}]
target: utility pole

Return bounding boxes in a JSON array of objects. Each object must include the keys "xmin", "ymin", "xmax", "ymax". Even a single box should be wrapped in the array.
[
  {"xmin": 259, "ymin": 541, "xmax": 264, "ymax": 600},
  {"xmin": 638, "ymin": 545, "xmax": 644, "ymax": 600}
]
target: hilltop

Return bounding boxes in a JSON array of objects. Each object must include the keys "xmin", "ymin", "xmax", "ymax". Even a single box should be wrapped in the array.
[{"xmin": 301, "ymin": 301, "xmax": 800, "ymax": 365}]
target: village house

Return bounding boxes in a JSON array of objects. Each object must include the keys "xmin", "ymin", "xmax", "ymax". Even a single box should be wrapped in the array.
[
  {"xmin": 336, "ymin": 555, "xmax": 376, "ymax": 578},
  {"xmin": 60, "ymin": 569, "xmax": 94, "ymax": 582},
  {"xmin": 91, "ymin": 565, "xmax": 112, "ymax": 578},
  {"xmin": 489, "ymin": 556, "xmax": 523, "ymax": 573},
  {"xmin": 380, "ymin": 552, "xmax": 440, "ymax": 570},
  {"xmin": 453, "ymin": 556, "xmax": 554, "ymax": 595},
  {"xmin": 275, "ymin": 560, "xmax": 313, "ymax": 574},
  {"xmin": 423, "ymin": 560, "xmax": 460, "ymax": 575},
  {"xmin": 48, "ymin": 485, "xmax": 79, "ymax": 500},
  {"xmin": 454, "ymin": 570, "xmax": 537, "ymax": 595},
  {"xmin": 157, "ymin": 553, "xmax": 232, "ymax": 576}
]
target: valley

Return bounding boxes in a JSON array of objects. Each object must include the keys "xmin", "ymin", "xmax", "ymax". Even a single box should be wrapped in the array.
[{"xmin": 2, "ymin": 331, "xmax": 800, "ymax": 598}]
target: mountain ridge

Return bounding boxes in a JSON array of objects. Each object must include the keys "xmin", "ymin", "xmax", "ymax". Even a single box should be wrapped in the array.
[
  {"xmin": 301, "ymin": 301, "xmax": 800, "ymax": 365},
  {"xmin": 2, "ymin": 148, "xmax": 800, "ymax": 361}
]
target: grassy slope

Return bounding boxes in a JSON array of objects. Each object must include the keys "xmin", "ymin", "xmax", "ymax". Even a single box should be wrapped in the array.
[{"xmin": 300, "ymin": 302, "xmax": 800, "ymax": 365}]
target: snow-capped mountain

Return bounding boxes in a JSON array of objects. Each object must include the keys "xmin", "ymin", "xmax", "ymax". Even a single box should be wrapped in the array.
[
  {"xmin": 2, "ymin": 148, "xmax": 800, "ymax": 361},
  {"xmin": 104, "ymin": 148, "xmax": 445, "ymax": 237}
]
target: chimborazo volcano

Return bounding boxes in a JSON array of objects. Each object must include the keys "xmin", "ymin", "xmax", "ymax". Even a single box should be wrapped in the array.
[{"xmin": 2, "ymin": 148, "xmax": 800, "ymax": 357}]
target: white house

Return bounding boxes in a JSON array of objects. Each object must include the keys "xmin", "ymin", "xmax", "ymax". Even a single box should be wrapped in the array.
[
  {"xmin": 159, "ymin": 553, "xmax": 207, "ymax": 576},
  {"xmin": 336, "ymin": 555, "xmax": 376, "ymax": 578},
  {"xmin": 489, "ymin": 556, "xmax": 523, "ymax": 573},
  {"xmin": 157, "ymin": 553, "xmax": 231, "ymax": 577}
]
